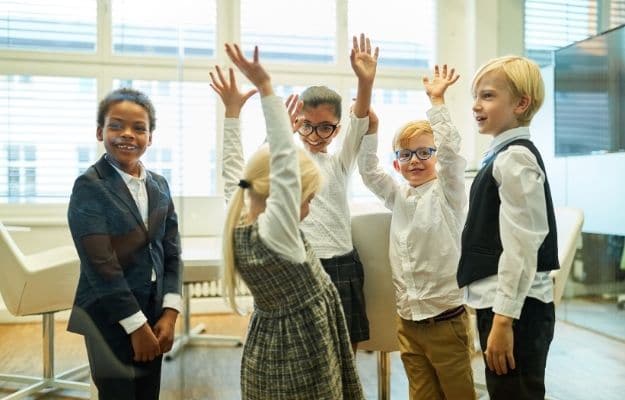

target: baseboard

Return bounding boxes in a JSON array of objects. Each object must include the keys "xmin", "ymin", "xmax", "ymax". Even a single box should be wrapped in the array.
[{"xmin": 0, "ymin": 296, "xmax": 254, "ymax": 324}]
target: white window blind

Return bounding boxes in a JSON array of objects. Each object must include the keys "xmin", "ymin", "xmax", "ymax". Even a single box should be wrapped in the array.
[
  {"xmin": 348, "ymin": 0, "xmax": 434, "ymax": 69},
  {"xmin": 0, "ymin": 0, "xmax": 96, "ymax": 52},
  {"xmin": 525, "ymin": 0, "xmax": 598, "ymax": 66},
  {"xmin": 610, "ymin": 1, "xmax": 625, "ymax": 28},
  {"xmin": 0, "ymin": 75, "xmax": 97, "ymax": 203},
  {"xmin": 112, "ymin": 0, "xmax": 217, "ymax": 57},
  {"xmin": 240, "ymin": 0, "xmax": 336, "ymax": 63},
  {"xmin": 525, "ymin": 0, "xmax": 625, "ymax": 64},
  {"xmin": 114, "ymin": 79, "xmax": 216, "ymax": 196}
]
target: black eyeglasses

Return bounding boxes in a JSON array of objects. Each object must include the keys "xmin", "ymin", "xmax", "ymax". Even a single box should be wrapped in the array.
[
  {"xmin": 395, "ymin": 147, "xmax": 437, "ymax": 163},
  {"xmin": 297, "ymin": 123, "xmax": 339, "ymax": 139}
]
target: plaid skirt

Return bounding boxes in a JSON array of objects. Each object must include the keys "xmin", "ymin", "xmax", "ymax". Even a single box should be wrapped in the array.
[{"xmin": 320, "ymin": 249, "xmax": 370, "ymax": 343}]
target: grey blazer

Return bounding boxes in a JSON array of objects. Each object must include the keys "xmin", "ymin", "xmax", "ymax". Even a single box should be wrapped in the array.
[{"xmin": 67, "ymin": 155, "xmax": 182, "ymax": 340}]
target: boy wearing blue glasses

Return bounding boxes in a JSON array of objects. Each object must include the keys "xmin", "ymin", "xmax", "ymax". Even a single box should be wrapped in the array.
[{"xmin": 358, "ymin": 65, "xmax": 475, "ymax": 400}]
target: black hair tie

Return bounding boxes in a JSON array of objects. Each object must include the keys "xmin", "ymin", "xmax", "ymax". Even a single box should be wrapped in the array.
[{"xmin": 238, "ymin": 179, "xmax": 251, "ymax": 189}]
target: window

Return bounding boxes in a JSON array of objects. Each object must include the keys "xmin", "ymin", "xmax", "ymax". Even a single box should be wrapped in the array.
[
  {"xmin": 1, "ymin": 0, "xmax": 434, "ymax": 204},
  {"xmin": 524, "ymin": 0, "xmax": 625, "ymax": 66},
  {"xmin": 0, "ymin": 75, "xmax": 96, "ymax": 203},
  {"xmin": 114, "ymin": 79, "xmax": 216, "ymax": 196},
  {"xmin": 240, "ymin": 0, "xmax": 336, "ymax": 63},
  {"xmin": 112, "ymin": 0, "xmax": 217, "ymax": 58},
  {"xmin": 0, "ymin": 0, "xmax": 97, "ymax": 52},
  {"xmin": 348, "ymin": 0, "xmax": 434, "ymax": 69}
]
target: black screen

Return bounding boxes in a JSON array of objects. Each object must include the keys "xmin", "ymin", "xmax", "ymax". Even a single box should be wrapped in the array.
[{"xmin": 554, "ymin": 24, "xmax": 625, "ymax": 156}]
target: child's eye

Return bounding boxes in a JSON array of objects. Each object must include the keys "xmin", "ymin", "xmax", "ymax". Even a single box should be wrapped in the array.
[
  {"xmin": 107, "ymin": 122, "xmax": 122, "ymax": 130},
  {"xmin": 134, "ymin": 125, "xmax": 148, "ymax": 133}
]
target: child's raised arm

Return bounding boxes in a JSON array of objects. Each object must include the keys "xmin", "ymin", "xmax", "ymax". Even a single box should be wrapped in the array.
[
  {"xmin": 423, "ymin": 64, "xmax": 467, "ymax": 215},
  {"xmin": 210, "ymin": 65, "xmax": 256, "ymax": 202},
  {"xmin": 422, "ymin": 64, "xmax": 460, "ymax": 106},
  {"xmin": 210, "ymin": 65, "xmax": 257, "ymax": 118},
  {"xmin": 225, "ymin": 44, "xmax": 273, "ymax": 97},
  {"xmin": 350, "ymin": 33, "xmax": 379, "ymax": 118},
  {"xmin": 224, "ymin": 43, "xmax": 306, "ymax": 262}
]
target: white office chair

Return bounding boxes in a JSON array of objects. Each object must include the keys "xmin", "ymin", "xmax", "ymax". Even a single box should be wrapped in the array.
[
  {"xmin": 166, "ymin": 197, "xmax": 243, "ymax": 360},
  {"xmin": 0, "ymin": 222, "xmax": 90, "ymax": 399},
  {"xmin": 551, "ymin": 207, "xmax": 584, "ymax": 306},
  {"xmin": 351, "ymin": 211, "xmax": 399, "ymax": 400}
]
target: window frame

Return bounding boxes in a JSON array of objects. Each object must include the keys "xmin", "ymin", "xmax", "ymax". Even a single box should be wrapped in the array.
[{"xmin": 1, "ymin": 0, "xmax": 432, "ymax": 211}]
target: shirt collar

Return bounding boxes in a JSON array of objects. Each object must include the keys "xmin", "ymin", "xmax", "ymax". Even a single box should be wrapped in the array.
[
  {"xmin": 105, "ymin": 154, "xmax": 146, "ymax": 184},
  {"xmin": 407, "ymin": 178, "xmax": 436, "ymax": 196},
  {"xmin": 486, "ymin": 126, "xmax": 531, "ymax": 156}
]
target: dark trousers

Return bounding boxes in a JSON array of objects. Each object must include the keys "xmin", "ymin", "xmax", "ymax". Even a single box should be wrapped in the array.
[
  {"xmin": 85, "ymin": 283, "xmax": 163, "ymax": 400},
  {"xmin": 476, "ymin": 297, "xmax": 555, "ymax": 400}
]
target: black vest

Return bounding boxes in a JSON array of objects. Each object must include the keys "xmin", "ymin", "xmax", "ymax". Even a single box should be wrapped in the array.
[{"xmin": 457, "ymin": 139, "xmax": 559, "ymax": 288}]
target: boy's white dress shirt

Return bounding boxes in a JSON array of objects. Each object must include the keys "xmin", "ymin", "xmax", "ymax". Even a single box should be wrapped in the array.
[
  {"xmin": 358, "ymin": 105, "xmax": 467, "ymax": 320},
  {"xmin": 464, "ymin": 126, "xmax": 554, "ymax": 320}
]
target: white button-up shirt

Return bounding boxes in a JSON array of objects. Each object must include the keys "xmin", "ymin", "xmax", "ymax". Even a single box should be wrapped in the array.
[
  {"xmin": 463, "ymin": 126, "xmax": 554, "ymax": 319},
  {"xmin": 358, "ymin": 105, "xmax": 467, "ymax": 320},
  {"xmin": 107, "ymin": 158, "xmax": 182, "ymax": 334}
]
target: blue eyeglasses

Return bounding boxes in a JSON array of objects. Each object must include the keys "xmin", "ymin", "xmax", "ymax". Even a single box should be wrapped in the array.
[{"xmin": 395, "ymin": 147, "xmax": 437, "ymax": 163}]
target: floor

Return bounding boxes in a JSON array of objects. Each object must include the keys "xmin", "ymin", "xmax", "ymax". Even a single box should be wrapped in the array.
[
  {"xmin": 1, "ymin": 312, "xmax": 624, "ymax": 399},
  {"xmin": 557, "ymin": 295, "xmax": 625, "ymax": 341}
]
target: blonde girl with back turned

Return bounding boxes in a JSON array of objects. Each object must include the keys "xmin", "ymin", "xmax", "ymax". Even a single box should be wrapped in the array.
[{"xmin": 220, "ymin": 43, "xmax": 364, "ymax": 400}]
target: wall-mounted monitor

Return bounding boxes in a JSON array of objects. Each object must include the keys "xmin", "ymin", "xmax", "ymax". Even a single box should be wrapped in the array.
[{"xmin": 554, "ymin": 24, "xmax": 625, "ymax": 156}]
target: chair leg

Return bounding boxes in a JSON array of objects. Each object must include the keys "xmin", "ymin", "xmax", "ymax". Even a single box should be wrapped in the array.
[
  {"xmin": 0, "ymin": 313, "xmax": 90, "ymax": 399},
  {"xmin": 377, "ymin": 351, "xmax": 391, "ymax": 400},
  {"xmin": 165, "ymin": 283, "xmax": 243, "ymax": 361}
]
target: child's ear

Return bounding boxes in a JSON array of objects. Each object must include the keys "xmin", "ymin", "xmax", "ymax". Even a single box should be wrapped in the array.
[
  {"xmin": 514, "ymin": 95, "xmax": 531, "ymax": 114},
  {"xmin": 393, "ymin": 159, "xmax": 401, "ymax": 172},
  {"xmin": 96, "ymin": 127, "xmax": 103, "ymax": 142},
  {"xmin": 147, "ymin": 132, "xmax": 153, "ymax": 146}
]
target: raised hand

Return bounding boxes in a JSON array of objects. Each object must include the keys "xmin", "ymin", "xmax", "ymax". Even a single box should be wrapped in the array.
[
  {"xmin": 422, "ymin": 64, "xmax": 460, "ymax": 106},
  {"xmin": 350, "ymin": 33, "xmax": 379, "ymax": 85},
  {"xmin": 209, "ymin": 65, "xmax": 257, "ymax": 118},
  {"xmin": 224, "ymin": 44, "xmax": 272, "ymax": 97},
  {"xmin": 285, "ymin": 94, "xmax": 303, "ymax": 133}
]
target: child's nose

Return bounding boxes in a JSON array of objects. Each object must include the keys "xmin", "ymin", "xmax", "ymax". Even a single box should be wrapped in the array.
[{"xmin": 120, "ymin": 127, "xmax": 135, "ymax": 137}]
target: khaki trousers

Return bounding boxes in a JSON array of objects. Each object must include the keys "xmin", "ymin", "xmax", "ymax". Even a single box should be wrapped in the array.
[{"xmin": 397, "ymin": 309, "xmax": 476, "ymax": 400}]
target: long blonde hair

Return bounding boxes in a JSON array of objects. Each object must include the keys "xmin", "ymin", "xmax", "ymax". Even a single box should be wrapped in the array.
[{"xmin": 222, "ymin": 144, "xmax": 321, "ymax": 312}]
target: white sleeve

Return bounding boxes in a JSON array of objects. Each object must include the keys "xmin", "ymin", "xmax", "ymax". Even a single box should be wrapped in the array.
[
  {"xmin": 222, "ymin": 118, "xmax": 244, "ymax": 203},
  {"xmin": 426, "ymin": 105, "xmax": 467, "ymax": 217},
  {"xmin": 257, "ymin": 95, "xmax": 307, "ymax": 263},
  {"xmin": 119, "ymin": 311, "xmax": 147, "ymax": 334},
  {"xmin": 357, "ymin": 134, "xmax": 399, "ymax": 210},
  {"xmin": 492, "ymin": 146, "xmax": 549, "ymax": 319},
  {"xmin": 337, "ymin": 114, "xmax": 369, "ymax": 173}
]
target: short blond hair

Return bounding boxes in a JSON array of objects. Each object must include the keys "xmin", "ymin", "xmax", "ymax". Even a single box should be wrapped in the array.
[
  {"xmin": 392, "ymin": 120, "xmax": 433, "ymax": 151},
  {"xmin": 472, "ymin": 55, "xmax": 544, "ymax": 126}
]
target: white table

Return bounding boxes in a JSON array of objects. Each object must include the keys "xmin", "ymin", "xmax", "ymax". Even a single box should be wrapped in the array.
[{"xmin": 166, "ymin": 236, "xmax": 242, "ymax": 360}]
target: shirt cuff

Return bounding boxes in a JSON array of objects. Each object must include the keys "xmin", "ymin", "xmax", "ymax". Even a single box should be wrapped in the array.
[
  {"xmin": 119, "ymin": 311, "xmax": 148, "ymax": 334},
  {"xmin": 163, "ymin": 293, "xmax": 183, "ymax": 313},
  {"xmin": 492, "ymin": 294, "xmax": 525, "ymax": 319},
  {"xmin": 224, "ymin": 117, "xmax": 240, "ymax": 126}
]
